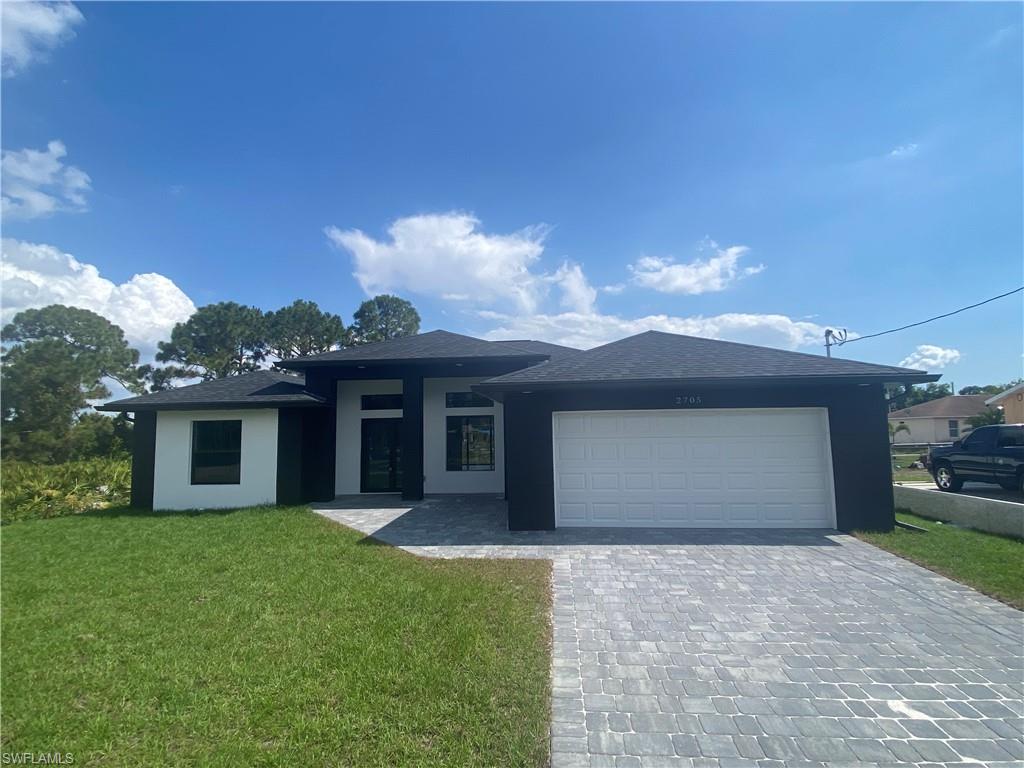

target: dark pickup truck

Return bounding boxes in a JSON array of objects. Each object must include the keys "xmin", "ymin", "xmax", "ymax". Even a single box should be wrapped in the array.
[{"xmin": 927, "ymin": 424, "xmax": 1024, "ymax": 493}]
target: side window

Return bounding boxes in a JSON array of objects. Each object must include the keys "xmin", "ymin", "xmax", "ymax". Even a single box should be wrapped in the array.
[
  {"xmin": 445, "ymin": 391, "xmax": 493, "ymax": 408},
  {"xmin": 948, "ymin": 419, "xmax": 959, "ymax": 438},
  {"xmin": 964, "ymin": 427, "xmax": 995, "ymax": 451},
  {"xmin": 997, "ymin": 426, "xmax": 1024, "ymax": 448},
  {"xmin": 361, "ymin": 394, "xmax": 403, "ymax": 410},
  {"xmin": 446, "ymin": 415, "xmax": 495, "ymax": 471},
  {"xmin": 191, "ymin": 420, "xmax": 242, "ymax": 485}
]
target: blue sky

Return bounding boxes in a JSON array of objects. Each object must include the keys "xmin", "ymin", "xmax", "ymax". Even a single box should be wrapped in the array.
[{"xmin": 2, "ymin": 1, "xmax": 1021, "ymax": 387}]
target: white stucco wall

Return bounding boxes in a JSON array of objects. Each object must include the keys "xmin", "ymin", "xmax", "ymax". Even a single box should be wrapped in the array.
[
  {"xmin": 335, "ymin": 380, "xmax": 403, "ymax": 494},
  {"xmin": 153, "ymin": 409, "xmax": 279, "ymax": 510},
  {"xmin": 889, "ymin": 417, "xmax": 971, "ymax": 445},
  {"xmin": 423, "ymin": 377, "xmax": 504, "ymax": 494}
]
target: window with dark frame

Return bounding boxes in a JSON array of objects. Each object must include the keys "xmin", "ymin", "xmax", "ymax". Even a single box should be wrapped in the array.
[
  {"xmin": 948, "ymin": 419, "xmax": 959, "ymax": 438},
  {"xmin": 445, "ymin": 391, "xmax": 493, "ymax": 408},
  {"xmin": 446, "ymin": 415, "xmax": 494, "ymax": 471},
  {"xmin": 191, "ymin": 420, "xmax": 242, "ymax": 485},
  {"xmin": 997, "ymin": 426, "xmax": 1024, "ymax": 448},
  {"xmin": 361, "ymin": 393, "xmax": 403, "ymax": 410}
]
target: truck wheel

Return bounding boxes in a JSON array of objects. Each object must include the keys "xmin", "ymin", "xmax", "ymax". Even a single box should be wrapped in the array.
[{"xmin": 934, "ymin": 464, "xmax": 962, "ymax": 492}]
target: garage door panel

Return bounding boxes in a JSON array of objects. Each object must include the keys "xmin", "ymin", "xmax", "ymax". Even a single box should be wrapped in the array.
[
  {"xmin": 588, "ymin": 442, "xmax": 618, "ymax": 461},
  {"xmin": 552, "ymin": 409, "xmax": 834, "ymax": 528},
  {"xmin": 558, "ymin": 440, "xmax": 587, "ymax": 460},
  {"xmin": 657, "ymin": 472, "xmax": 687, "ymax": 489},
  {"xmin": 624, "ymin": 503, "xmax": 655, "ymax": 522},
  {"xmin": 558, "ymin": 502, "xmax": 588, "ymax": 522},
  {"xmin": 591, "ymin": 502, "xmax": 622, "ymax": 522}
]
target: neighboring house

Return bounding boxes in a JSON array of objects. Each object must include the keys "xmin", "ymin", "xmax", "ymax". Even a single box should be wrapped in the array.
[
  {"xmin": 100, "ymin": 330, "xmax": 935, "ymax": 531},
  {"xmin": 986, "ymin": 382, "xmax": 1024, "ymax": 424},
  {"xmin": 887, "ymin": 394, "xmax": 991, "ymax": 445}
]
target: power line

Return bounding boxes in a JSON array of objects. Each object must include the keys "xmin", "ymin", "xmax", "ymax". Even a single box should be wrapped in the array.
[{"xmin": 828, "ymin": 285, "xmax": 1023, "ymax": 351}]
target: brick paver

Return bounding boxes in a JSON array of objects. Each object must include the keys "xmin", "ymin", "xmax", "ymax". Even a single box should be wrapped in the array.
[{"xmin": 315, "ymin": 496, "xmax": 1024, "ymax": 768}]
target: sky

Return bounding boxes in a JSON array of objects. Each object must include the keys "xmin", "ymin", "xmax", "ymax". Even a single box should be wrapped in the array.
[{"xmin": 2, "ymin": 1, "xmax": 1022, "ymax": 390}]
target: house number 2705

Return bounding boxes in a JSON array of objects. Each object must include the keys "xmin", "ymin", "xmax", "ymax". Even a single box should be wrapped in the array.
[{"xmin": 674, "ymin": 395, "xmax": 703, "ymax": 406}]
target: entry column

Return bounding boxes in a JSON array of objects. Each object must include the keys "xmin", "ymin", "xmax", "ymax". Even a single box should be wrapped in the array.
[{"xmin": 401, "ymin": 373, "xmax": 425, "ymax": 500}]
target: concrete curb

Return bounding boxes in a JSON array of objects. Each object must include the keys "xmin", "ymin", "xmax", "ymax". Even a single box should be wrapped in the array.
[{"xmin": 893, "ymin": 484, "xmax": 1024, "ymax": 539}]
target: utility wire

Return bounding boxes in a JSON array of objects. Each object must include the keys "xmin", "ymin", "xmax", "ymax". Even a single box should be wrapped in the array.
[{"xmin": 834, "ymin": 285, "xmax": 1023, "ymax": 346}]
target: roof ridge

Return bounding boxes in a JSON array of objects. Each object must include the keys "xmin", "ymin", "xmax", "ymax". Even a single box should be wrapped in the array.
[{"xmin": 634, "ymin": 330, "xmax": 924, "ymax": 374}]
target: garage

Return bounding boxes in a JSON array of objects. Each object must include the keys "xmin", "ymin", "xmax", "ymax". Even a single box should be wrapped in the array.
[{"xmin": 552, "ymin": 408, "xmax": 836, "ymax": 528}]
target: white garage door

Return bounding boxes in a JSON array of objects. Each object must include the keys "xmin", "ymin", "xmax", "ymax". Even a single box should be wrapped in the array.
[{"xmin": 553, "ymin": 408, "xmax": 835, "ymax": 528}]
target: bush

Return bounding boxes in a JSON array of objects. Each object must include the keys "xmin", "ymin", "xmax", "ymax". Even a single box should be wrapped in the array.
[{"xmin": 1, "ymin": 458, "xmax": 131, "ymax": 524}]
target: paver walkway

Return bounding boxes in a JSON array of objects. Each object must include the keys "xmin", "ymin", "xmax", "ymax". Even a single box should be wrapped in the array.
[{"xmin": 314, "ymin": 496, "xmax": 1024, "ymax": 768}]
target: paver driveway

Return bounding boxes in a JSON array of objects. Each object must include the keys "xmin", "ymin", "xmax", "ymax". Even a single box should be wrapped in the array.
[{"xmin": 315, "ymin": 496, "xmax": 1024, "ymax": 768}]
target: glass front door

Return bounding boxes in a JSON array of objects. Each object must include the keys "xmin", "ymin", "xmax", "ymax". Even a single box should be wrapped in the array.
[{"xmin": 361, "ymin": 418, "xmax": 402, "ymax": 493}]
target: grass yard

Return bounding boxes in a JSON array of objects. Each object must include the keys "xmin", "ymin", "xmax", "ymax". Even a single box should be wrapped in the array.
[
  {"xmin": 890, "ymin": 452, "xmax": 932, "ymax": 484},
  {"xmin": 856, "ymin": 511, "xmax": 1024, "ymax": 610},
  {"xmin": 1, "ymin": 506, "xmax": 551, "ymax": 767}
]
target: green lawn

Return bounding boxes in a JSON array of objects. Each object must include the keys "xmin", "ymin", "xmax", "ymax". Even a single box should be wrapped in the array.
[
  {"xmin": 890, "ymin": 452, "xmax": 931, "ymax": 484},
  {"xmin": 1, "ymin": 506, "xmax": 551, "ymax": 767},
  {"xmin": 856, "ymin": 511, "xmax": 1024, "ymax": 610}
]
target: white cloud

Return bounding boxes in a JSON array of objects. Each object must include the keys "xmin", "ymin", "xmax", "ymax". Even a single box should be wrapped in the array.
[
  {"xmin": 2, "ymin": 140, "xmax": 91, "ymax": 220},
  {"xmin": 984, "ymin": 25, "xmax": 1019, "ymax": 50},
  {"xmin": 480, "ymin": 309, "xmax": 832, "ymax": 352},
  {"xmin": 1, "ymin": 238, "xmax": 196, "ymax": 353},
  {"xmin": 898, "ymin": 344, "xmax": 961, "ymax": 371},
  {"xmin": 887, "ymin": 143, "xmax": 919, "ymax": 159},
  {"xmin": 552, "ymin": 262, "xmax": 597, "ymax": 315},
  {"xmin": 1, "ymin": 1, "xmax": 83, "ymax": 77},
  {"xmin": 326, "ymin": 212, "xmax": 550, "ymax": 313},
  {"xmin": 629, "ymin": 242, "xmax": 764, "ymax": 295}
]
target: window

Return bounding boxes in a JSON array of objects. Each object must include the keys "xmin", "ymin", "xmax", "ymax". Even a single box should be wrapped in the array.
[
  {"xmin": 445, "ymin": 391, "xmax": 493, "ymax": 408},
  {"xmin": 997, "ymin": 426, "xmax": 1024, "ymax": 448},
  {"xmin": 948, "ymin": 419, "xmax": 959, "ymax": 438},
  {"xmin": 446, "ymin": 415, "xmax": 494, "ymax": 471},
  {"xmin": 361, "ymin": 393, "xmax": 403, "ymax": 410},
  {"xmin": 191, "ymin": 420, "xmax": 241, "ymax": 485}
]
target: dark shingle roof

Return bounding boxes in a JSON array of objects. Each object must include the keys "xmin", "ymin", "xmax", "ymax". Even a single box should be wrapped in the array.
[
  {"xmin": 97, "ymin": 370, "xmax": 325, "ymax": 412},
  {"xmin": 278, "ymin": 330, "xmax": 549, "ymax": 368},
  {"xmin": 478, "ymin": 331, "xmax": 940, "ymax": 389},
  {"xmin": 888, "ymin": 395, "xmax": 990, "ymax": 419},
  {"xmin": 491, "ymin": 339, "xmax": 581, "ymax": 359}
]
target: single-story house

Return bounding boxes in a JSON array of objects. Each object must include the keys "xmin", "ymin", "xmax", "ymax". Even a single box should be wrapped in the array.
[
  {"xmin": 99, "ymin": 330, "xmax": 937, "ymax": 531},
  {"xmin": 986, "ymin": 382, "xmax": 1024, "ymax": 424},
  {"xmin": 887, "ymin": 394, "xmax": 990, "ymax": 445}
]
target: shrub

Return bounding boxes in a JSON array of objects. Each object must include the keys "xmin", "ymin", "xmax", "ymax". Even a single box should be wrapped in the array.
[{"xmin": 1, "ymin": 458, "xmax": 131, "ymax": 524}]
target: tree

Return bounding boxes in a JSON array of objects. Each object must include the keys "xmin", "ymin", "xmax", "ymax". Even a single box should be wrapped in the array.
[
  {"xmin": 350, "ymin": 295, "xmax": 420, "ymax": 345},
  {"xmin": 886, "ymin": 382, "xmax": 952, "ymax": 409},
  {"xmin": 156, "ymin": 302, "xmax": 267, "ymax": 381},
  {"xmin": 2, "ymin": 305, "xmax": 142, "ymax": 390},
  {"xmin": 959, "ymin": 380, "xmax": 1022, "ymax": 396},
  {"xmin": 889, "ymin": 421, "xmax": 911, "ymax": 447},
  {"xmin": 968, "ymin": 408, "xmax": 1005, "ymax": 429},
  {"xmin": 68, "ymin": 412, "xmax": 133, "ymax": 460},
  {"xmin": 1, "ymin": 305, "xmax": 142, "ymax": 462},
  {"xmin": 265, "ymin": 299, "xmax": 348, "ymax": 360}
]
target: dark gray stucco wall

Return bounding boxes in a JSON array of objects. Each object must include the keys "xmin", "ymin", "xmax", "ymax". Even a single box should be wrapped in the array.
[
  {"xmin": 130, "ymin": 411, "xmax": 157, "ymax": 509},
  {"xmin": 503, "ymin": 383, "xmax": 893, "ymax": 532}
]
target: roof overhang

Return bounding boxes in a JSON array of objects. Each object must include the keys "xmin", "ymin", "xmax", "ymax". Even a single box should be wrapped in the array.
[
  {"xmin": 278, "ymin": 354, "xmax": 548, "ymax": 370},
  {"xmin": 986, "ymin": 382, "xmax": 1024, "ymax": 405},
  {"xmin": 95, "ymin": 399, "xmax": 328, "ymax": 413},
  {"xmin": 474, "ymin": 372, "xmax": 941, "ymax": 402}
]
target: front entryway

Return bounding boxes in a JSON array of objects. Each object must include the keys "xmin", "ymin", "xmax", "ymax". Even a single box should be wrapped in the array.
[
  {"xmin": 552, "ymin": 408, "xmax": 836, "ymax": 528},
  {"xmin": 361, "ymin": 418, "xmax": 402, "ymax": 492}
]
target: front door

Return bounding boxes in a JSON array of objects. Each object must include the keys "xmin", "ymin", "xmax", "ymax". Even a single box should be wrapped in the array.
[{"xmin": 361, "ymin": 418, "xmax": 402, "ymax": 493}]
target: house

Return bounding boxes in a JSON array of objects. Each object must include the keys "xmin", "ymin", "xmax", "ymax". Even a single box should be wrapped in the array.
[
  {"xmin": 99, "ymin": 330, "xmax": 937, "ymax": 531},
  {"xmin": 986, "ymin": 382, "xmax": 1024, "ymax": 424},
  {"xmin": 887, "ymin": 394, "xmax": 991, "ymax": 445}
]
